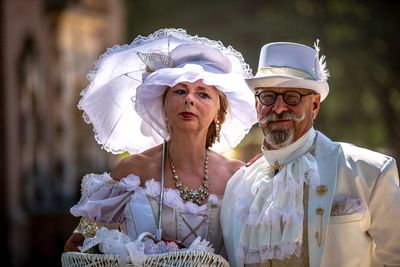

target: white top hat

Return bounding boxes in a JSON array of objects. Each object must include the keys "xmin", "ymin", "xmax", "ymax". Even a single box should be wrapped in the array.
[
  {"xmin": 245, "ymin": 41, "xmax": 330, "ymax": 101},
  {"xmin": 78, "ymin": 28, "xmax": 257, "ymax": 154}
]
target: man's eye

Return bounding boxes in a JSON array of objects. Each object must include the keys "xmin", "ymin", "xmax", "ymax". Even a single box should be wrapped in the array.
[{"xmin": 261, "ymin": 93, "xmax": 275, "ymax": 100}]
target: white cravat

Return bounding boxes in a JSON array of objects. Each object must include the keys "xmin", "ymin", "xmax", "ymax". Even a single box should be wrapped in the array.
[{"xmin": 238, "ymin": 128, "xmax": 319, "ymax": 264}]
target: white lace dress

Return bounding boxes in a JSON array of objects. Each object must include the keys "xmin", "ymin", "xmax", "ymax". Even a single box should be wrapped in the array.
[{"xmin": 70, "ymin": 172, "xmax": 226, "ymax": 256}]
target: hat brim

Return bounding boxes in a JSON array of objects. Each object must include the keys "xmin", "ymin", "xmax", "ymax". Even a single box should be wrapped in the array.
[{"xmin": 245, "ymin": 75, "xmax": 329, "ymax": 101}]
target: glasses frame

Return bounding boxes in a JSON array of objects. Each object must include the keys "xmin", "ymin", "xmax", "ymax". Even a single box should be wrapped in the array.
[{"xmin": 254, "ymin": 90, "xmax": 316, "ymax": 106}]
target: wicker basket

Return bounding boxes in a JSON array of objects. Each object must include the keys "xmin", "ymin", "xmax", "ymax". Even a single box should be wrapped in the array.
[{"xmin": 61, "ymin": 251, "xmax": 229, "ymax": 267}]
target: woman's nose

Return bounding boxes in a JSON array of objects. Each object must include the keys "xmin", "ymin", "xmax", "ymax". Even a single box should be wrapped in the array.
[{"xmin": 184, "ymin": 94, "xmax": 194, "ymax": 106}]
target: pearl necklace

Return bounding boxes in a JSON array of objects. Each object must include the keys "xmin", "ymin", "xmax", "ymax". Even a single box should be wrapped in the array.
[{"xmin": 168, "ymin": 149, "xmax": 209, "ymax": 204}]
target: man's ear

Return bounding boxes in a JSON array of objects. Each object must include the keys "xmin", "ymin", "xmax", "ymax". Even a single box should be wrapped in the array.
[{"xmin": 312, "ymin": 94, "xmax": 321, "ymax": 120}]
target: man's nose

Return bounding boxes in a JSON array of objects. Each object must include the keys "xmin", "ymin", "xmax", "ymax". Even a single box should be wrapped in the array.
[{"xmin": 271, "ymin": 95, "xmax": 288, "ymax": 113}]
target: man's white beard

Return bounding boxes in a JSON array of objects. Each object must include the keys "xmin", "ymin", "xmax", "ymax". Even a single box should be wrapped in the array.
[
  {"xmin": 265, "ymin": 127, "xmax": 295, "ymax": 149},
  {"xmin": 260, "ymin": 111, "xmax": 305, "ymax": 149}
]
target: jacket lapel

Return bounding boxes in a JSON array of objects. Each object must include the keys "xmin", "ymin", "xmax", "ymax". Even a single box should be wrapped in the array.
[{"xmin": 308, "ymin": 132, "xmax": 340, "ymax": 267}]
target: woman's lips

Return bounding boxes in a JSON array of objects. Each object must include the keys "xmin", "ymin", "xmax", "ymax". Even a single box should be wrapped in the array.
[{"xmin": 180, "ymin": 112, "xmax": 196, "ymax": 118}]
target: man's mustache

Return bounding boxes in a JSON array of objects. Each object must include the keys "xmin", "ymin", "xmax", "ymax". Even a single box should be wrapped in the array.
[{"xmin": 259, "ymin": 112, "xmax": 304, "ymax": 124}]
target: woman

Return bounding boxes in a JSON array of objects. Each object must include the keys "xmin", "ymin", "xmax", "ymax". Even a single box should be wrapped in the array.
[{"xmin": 63, "ymin": 28, "xmax": 257, "ymax": 256}]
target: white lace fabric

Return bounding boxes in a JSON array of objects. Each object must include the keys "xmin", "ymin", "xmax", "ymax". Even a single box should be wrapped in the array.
[
  {"xmin": 71, "ymin": 173, "xmax": 220, "ymax": 223},
  {"xmin": 78, "ymin": 28, "xmax": 257, "ymax": 154},
  {"xmin": 71, "ymin": 173, "xmax": 140, "ymax": 223},
  {"xmin": 236, "ymin": 128, "xmax": 320, "ymax": 263},
  {"xmin": 78, "ymin": 227, "xmax": 214, "ymax": 266},
  {"xmin": 70, "ymin": 172, "xmax": 224, "ymax": 253}
]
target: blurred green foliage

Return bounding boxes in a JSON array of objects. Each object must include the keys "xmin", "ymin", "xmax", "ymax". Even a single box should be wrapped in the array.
[{"xmin": 124, "ymin": 0, "xmax": 400, "ymax": 161}]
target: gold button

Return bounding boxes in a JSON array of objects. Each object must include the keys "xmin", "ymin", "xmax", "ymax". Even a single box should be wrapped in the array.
[
  {"xmin": 316, "ymin": 207, "xmax": 324, "ymax": 215},
  {"xmin": 316, "ymin": 185, "xmax": 328, "ymax": 196}
]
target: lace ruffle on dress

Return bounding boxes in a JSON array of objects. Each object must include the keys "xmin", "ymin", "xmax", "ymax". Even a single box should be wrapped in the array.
[{"xmin": 70, "ymin": 172, "xmax": 225, "ymax": 254}]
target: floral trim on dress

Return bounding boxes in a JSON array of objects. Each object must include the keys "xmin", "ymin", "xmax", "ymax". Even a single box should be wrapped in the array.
[{"xmin": 80, "ymin": 172, "xmax": 220, "ymax": 214}]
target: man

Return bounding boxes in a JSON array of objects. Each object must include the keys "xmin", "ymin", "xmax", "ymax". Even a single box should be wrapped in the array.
[{"xmin": 221, "ymin": 41, "xmax": 400, "ymax": 267}]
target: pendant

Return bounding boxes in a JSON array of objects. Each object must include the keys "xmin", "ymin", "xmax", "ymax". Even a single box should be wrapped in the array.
[{"xmin": 273, "ymin": 161, "xmax": 283, "ymax": 175}]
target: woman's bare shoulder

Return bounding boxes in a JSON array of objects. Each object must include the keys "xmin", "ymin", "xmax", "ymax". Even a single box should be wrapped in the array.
[
  {"xmin": 209, "ymin": 151, "xmax": 245, "ymax": 176},
  {"xmin": 111, "ymin": 145, "xmax": 162, "ymax": 182},
  {"xmin": 110, "ymin": 154, "xmax": 141, "ymax": 181},
  {"xmin": 205, "ymin": 151, "xmax": 244, "ymax": 195}
]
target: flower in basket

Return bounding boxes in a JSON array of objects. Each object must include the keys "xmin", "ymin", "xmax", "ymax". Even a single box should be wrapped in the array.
[
  {"xmin": 78, "ymin": 227, "xmax": 215, "ymax": 265},
  {"xmin": 78, "ymin": 227, "xmax": 133, "ymax": 255}
]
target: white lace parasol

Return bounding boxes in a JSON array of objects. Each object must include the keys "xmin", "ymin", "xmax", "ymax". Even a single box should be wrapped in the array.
[{"xmin": 79, "ymin": 28, "xmax": 256, "ymax": 154}]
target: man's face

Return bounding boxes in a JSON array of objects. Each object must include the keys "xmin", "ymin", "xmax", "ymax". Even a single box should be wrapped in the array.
[{"xmin": 255, "ymin": 87, "xmax": 321, "ymax": 150}]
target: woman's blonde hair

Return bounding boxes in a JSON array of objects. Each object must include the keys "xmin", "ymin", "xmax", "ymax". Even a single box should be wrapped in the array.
[{"xmin": 206, "ymin": 91, "xmax": 227, "ymax": 148}]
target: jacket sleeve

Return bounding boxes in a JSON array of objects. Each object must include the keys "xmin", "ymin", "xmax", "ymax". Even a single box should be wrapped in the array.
[{"xmin": 368, "ymin": 158, "xmax": 400, "ymax": 265}]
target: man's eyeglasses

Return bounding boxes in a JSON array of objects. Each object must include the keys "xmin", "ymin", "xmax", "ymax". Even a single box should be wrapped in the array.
[{"xmin": 255, "ymin": 90, "xmax": 315, "ymax": 106}]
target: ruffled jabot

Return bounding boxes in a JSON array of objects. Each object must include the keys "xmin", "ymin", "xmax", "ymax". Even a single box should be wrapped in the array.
[{"xmin": 237, "ymin": 128, "xmax": 319, "ymax": 263}]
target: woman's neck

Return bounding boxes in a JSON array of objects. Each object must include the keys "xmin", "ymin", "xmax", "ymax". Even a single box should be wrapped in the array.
[{"xmin": 167, "ymin": 132, "xmax": 207, "ymax": 170}]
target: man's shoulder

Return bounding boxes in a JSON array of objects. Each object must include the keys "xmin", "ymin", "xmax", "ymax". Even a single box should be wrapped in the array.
[
  {"xmin": 317, "ymin": 131, "xmax": 393, "ymax": 163},
  {"xmin": 316, "ymin": 131, "xmax": 395, "ymax": 172},
  {"xmin": 337, "ymin": 141, "xmax": 394, "ymax": 169},
  {"xmin": 339, "ymin": 141, "xmax": 390, "ymax": 158}
]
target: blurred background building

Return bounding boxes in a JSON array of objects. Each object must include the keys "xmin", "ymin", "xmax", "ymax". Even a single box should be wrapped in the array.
[
  {"xmin": 2, "ymin": 0, "xmax": 124, "ymax": 266},
  {"xmin": 1, "ymin": 0, "xmax": 399, "ymax": 266}
]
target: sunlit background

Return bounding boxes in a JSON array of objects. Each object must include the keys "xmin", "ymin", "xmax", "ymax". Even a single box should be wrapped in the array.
[{"xmin": 2, "ymin": 0, "xmax": 399, "ymax": 266}]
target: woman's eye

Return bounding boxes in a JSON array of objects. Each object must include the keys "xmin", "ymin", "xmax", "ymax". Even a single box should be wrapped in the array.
[
  {"xmin": 174, "ymin": 89, "xmax": 186, "ymax": 95},
  {"xmin": 198, "ymin": 92, "xmax": 210, "ymax": 99}
]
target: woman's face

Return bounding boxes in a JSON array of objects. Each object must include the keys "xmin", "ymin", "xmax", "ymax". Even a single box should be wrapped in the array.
[{"xmin": 164, "ymin": 80, "xmax": 220, "ymax": 136}]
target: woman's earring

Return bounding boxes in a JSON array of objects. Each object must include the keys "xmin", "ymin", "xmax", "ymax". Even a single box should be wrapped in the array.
[
  {"xmin": 215, "ymin": 120, "xmax": 221, "ymax": 142},
  {"xmin": 165, "ymin": 116, "xmax": 172, "ymax": 135}
]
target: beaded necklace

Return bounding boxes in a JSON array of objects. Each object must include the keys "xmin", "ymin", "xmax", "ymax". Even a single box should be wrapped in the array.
[{"xmin": 168, "ymin": 149, "xmax": 209, "ymax": 204}]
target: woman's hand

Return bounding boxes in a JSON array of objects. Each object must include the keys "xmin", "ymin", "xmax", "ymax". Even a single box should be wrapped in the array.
[{"xmin": 63, "ymin": 233, "xmax": 85, "ymax": 252}]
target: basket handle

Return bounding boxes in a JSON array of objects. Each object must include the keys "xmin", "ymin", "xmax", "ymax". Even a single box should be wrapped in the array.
[{"xmin": 137, "ymin": 232, "xmax": 156, "ymax": 242}]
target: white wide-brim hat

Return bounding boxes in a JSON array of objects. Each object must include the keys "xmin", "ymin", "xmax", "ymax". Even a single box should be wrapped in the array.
[
  {"xmin": 246, "ymin": 41, "xmax": 330, "ymax": 101},
  {"xmin": 79, "ymin": 28, "xmax": 257, "ymax": 154}
]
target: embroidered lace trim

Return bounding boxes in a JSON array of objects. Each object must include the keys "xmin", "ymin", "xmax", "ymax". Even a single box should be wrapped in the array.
[
  {"xmin": 80, "ymin": 172, "xmax": 220, "ymax": 214},
  {"xmin": 78, "ymin": 28, "xmax": 252, "ymax": 154},
  {"xmin": 238, "ymin": 242, "xmax": 302, "ymax": 263}
]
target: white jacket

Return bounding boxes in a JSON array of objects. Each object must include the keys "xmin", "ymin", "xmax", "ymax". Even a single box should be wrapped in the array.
[{"xmin": 221, "ymin": 131, "xmax": 400, "ymax": 267}]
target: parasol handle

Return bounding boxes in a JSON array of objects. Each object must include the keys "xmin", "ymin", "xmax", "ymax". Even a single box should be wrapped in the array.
[{"xmin": 156, "ymin": 141, "xmax": 167, "ymax": 240}]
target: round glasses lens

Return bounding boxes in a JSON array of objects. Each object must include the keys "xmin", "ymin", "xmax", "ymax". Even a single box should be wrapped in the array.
[
  {"xmin": 260, "ymin": 92, "xmax": 276, "ymax": 105},
  {"xmin": 284, "ymin": 92, "xmax": 301, "ymax": 105}
]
